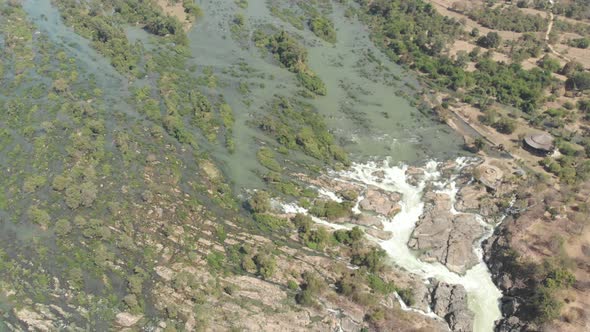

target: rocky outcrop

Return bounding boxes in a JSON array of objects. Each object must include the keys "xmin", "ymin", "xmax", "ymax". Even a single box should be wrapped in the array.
[
  {"xmin": 13, "ymin": 306, "xmax": 59, "ymax": 332},
  {"xmin": 483, "ymin": 217, "xmax": 535, "ymax": 332},
  {"xmin": 431, "ymin": 282, "xmax": 474, "ymax": 332},
  {"xmin": 408, "ymin": 192, "xmax": 486, "ymax": 274},
  {"xmin": 359, "ymin": 186, "xmax": 401, "ymax": 217},
  {"xmin": 455, "ymin": 184, "xmax": 499, "ymax": 219},
  {"xmin": 115, "ymin": 312, "xmax": 143, "ymax": 327}
]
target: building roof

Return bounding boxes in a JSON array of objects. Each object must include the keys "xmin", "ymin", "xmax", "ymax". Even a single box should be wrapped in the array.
[{"xmin": 524, "ymin": 133, "xmax": 554, "ymax": 151}]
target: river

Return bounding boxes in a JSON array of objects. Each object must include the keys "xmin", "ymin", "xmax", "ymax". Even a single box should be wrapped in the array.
[{"xmin": 20, "ymin": 0, "xmax": 500, "ymax": 330}]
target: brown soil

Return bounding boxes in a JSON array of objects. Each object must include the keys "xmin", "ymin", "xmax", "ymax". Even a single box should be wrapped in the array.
[{"xmin": 156, "ymin": 0, "xmax": 193, "ymax": 31}]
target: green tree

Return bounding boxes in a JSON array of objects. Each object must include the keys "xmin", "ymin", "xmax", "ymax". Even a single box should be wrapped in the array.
[{"xmin": 477, "ymin": 32, "xmax": 501, "ymax": 48}]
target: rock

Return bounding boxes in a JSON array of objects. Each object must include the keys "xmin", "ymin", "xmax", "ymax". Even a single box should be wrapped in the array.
[
  {"xmin": 455, "ymin": 184, "xmax": 499, "ymax": 218},
  {"xmin": 371, "ymin": 170, "xmax": 385, "ymax": 180},
  {"xmin": 408, "ymin": 192, "xmax": 485, "ymax": 274},
  {"xmin": 447, "ymin": 310, "xmax": 474, "ymax": 332},
  {"xmin": 359, "ymin": 186, "xmax": 401, "ymax": 217},
  {"xmin": 406, "ymin": 167, "xmax": 425, "ymax": 186},
  {"xmin": 410, "ymin": 281, "xmax": 432, "ymax": 312},
  {"xmin": 431, "ymin": 282, "xmax": 474, "ymax": 332},
  {"xmin": 497, "ymin": 316, "xmax": 527, "ymax": 332},
  {"xmin": 116, "ymin": 312, "xmax": 143, "ymax": 327},
  {"xmin": 455, "ymin": 185, "xmax": 487, "ymax": 212},
  {"xmin": 14, "ymin": 307, "xmax": 56, "ymax": 332},
  {"xmin": 500, "ymin": 297, "xmax": 519, "ymax": 316},
  {"xmin": 352, "ymin": 214, "xmax": 383, "ymax": 228},
  {"xmin": 365, "ymin": 228, "xmax": 393, "ymax": 240}
]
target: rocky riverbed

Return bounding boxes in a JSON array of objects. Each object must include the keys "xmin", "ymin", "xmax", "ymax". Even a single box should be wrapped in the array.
[{"xmin": 294, "ymin": 157, "xmax": 518, "ymax": 331}]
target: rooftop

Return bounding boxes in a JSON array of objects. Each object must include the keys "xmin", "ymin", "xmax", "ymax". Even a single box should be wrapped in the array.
[{"xmin": 524, "ymin": 133, "xmax": 554, "ymax": 152}]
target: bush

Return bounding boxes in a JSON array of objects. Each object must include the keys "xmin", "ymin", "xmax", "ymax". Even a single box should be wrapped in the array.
[
  {"xmin": 310, "ymin": 200, "xmax": 353, "ymax": 220},
  {"xmin": 477, "ymin": 32, "xmax": 501, "ymax": 48},
  {"xmin": 333, "ymin": 226, "xmax": 364, "ymax": 246},
  {"xmin": 566, "ymin": 71, "xmax": 590, "ymax": 91},
  {"xmin": 257, "ymin": 147, "xmax": 281, "ymax": 171},
  {"xmin": 494, "ymin": 117, "xmax": 517, "ymax": 134},
  {"xmin": 538, "ymin": 56, "xmax": 561, "ymax": 73},
  {"xmin": 296, "ymin": 271, "xmax": 325, "ymax": 306},
  {"xmin": 297, "ymin": 71, "xmax": 327, "ymax": 96},
  {"xmin": 28, "ymin": 206, "xmax": 51, "ymax": 228},
  {"xmin": 254, "ymin": 253, "xmax": 276, "ymax": 279},
  {"xmin": 253, "ymin": 213, "xmax": 291, "ymax": 232},
  {"xmin": 247, "ymin": 191, "xmax": 271, "ymax": 213},
  {"xmin": 309, "ymin": 16, "xmax": 336, "ymax": 43},
  {"xmin": 578, "ymin": 99, "xmax": 590, "ymax": 112},
  {"xmin": 351, "ymin": 247, "xmax": 387, "ymax": 273},
  {"xmin": 567, "ymin": 37, "xmax": 589, "ymax": 49},
  {"xmin": 367, "ymin": 274, "xmax": 396, "ymax": 295}
]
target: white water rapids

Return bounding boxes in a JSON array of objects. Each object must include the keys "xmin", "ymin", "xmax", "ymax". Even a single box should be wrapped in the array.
[{"xmin": 284, "ymin": 158, "xmax": 502, "ymax": 332}]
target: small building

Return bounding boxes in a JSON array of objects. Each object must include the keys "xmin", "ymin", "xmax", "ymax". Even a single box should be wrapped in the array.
[{"xmin": 523, "ymin": 133, "xmax": 554, "ymax": 155}]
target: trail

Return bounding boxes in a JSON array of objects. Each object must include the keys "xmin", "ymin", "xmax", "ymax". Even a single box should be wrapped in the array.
[{"xmin": 545, "ymin": 3, "xmax": 571, "ymax": 62}]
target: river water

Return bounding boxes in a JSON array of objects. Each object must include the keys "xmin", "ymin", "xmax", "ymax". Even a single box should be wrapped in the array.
[{"xmin": 20, "ymin": 0, "xmax": 500, "ymax": 330}]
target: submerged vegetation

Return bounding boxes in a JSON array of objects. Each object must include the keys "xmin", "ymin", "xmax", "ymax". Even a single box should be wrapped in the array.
[{"xmin": 255, "ymin": 30, "xmax": 327, "ymax": 96}]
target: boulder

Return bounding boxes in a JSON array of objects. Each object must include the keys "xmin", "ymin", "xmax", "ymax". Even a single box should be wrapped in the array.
[
  {"xmin": 365, "ymin": 228, "xmax": 393, "ymax": 241},
  {"xmin": 359, "ymin": 186, "xmax": 401, "ymax": 217},
  {"xmin": 405, "ymin": 167, "xmax": 425, "ymax": 186},
  {"xmin": 352, "ymin": 214, "xmax": 383, "ymax": 228}
]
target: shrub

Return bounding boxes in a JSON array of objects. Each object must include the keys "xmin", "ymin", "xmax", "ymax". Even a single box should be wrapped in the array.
[
  {"xmin": 253, "ymin": 213, "xmax": 291, "ymax": 232},
  {"xmin": 253, "ymin": 253, "xmax": 276, "ymax": 279},
  {"xmin": 296, "ymin": 271, "xmax": 325, "ymax": 306},
  {"xmin": 333, "ymin": 226, "xmax": 364, "ymax": 246},
  {"xmin": 257, "ymin": 147, "xmax": 281, "ymax": 171},
  {"xmin": 28, "ymin": 206, "xmax": 51, "ymax": 228},
  {"xmin": 494, "ymin": 117, "xmax": 517, "ymax": 134},
  {"xmin": 351, "ymin": 247, "xmax": 387, "ymax": 273},
  {"xmin": 367, "ymin": 274, "xmax": 396, "ymax": 295},
  {"xmin": 309, "ymin": 16, "xmax": 336, "ymax": 43},
  {"xmin": 477, "ymin": 32, "xmax": 501, "ymax": 48},
  {"xmin": 247, "ymin": 191, "xmax": 271, "ymax": 213},
  {"xmin": 310, "ymin": 200, "xmax": 353, "ymax": 220},
  {"xmin": 566, "ymin": 71, "xmax": 590, "ymax": 91},
  {"xmin": 297, "ymin": 71, "xmax": 327, "ymax": 96},
  {"xmin": 567, "ymin": 37, "xmax": 589, "ymax": 49}
]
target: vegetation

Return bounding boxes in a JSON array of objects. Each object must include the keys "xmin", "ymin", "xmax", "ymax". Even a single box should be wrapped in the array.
[
  {"xmin": 257, "ymin": 96, "xmax": 349, "ymax": 166},
  {"xmin": 310, "ymin": 200, "xmax": 353, "ymax": 220},
  {"xmin": 466, "ymin": 7, "xmax": 547, "ymax": 32},
  {"xmin": 255, "ymin": 30, "xmax": 327, "ymax": 95},
  {"xmin": 309, "ymin": 16, "xmax": 337, "ymax": 43}
]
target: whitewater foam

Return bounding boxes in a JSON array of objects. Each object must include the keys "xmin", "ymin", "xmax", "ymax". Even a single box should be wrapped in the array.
[{"xmin": 284, "ymin": 158, "xmax": 502, "ymax": 332}]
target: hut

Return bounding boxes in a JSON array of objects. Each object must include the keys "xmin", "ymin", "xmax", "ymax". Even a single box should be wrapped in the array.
[{"xmin": 523, "ymin": 133, "xmax": 554, "ymax": 155}]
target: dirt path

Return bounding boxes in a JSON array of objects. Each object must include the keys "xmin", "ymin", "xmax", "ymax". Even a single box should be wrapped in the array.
[{"xmin": 545, "ymin": 7, "xmax": 571, "ymax": 61}]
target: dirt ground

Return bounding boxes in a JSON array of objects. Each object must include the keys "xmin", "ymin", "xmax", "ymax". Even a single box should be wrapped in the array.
[{"xmin": 156, "ymin": 0, "xmax": 193, "ymax": 31}]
